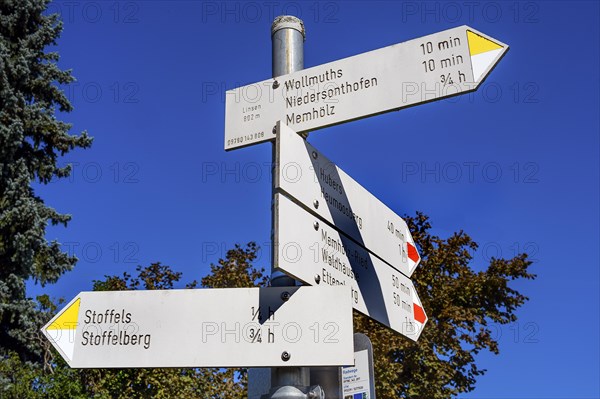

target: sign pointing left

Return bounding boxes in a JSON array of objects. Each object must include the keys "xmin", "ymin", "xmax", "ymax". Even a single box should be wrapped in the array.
[
  {"xmin": 45, "ymin": 297, "xmax": 81, "ymax": 361},
  {"xmin": 42, "ymin": 287, "xmax": 354, "ymax": 368}
]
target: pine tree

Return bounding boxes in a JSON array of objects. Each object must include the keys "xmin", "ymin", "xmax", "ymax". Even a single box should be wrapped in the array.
[{"xmin": 0, "ymin": 0, "xmax": 92, "ymax": 360}]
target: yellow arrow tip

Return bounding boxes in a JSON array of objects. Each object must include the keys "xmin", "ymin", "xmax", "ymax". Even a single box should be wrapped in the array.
[
  {"xmin": 467, "ymin": 30, "xmax": 502, "ymax": 56},
  {"xmin": 46, "ymin": 298, "xmax": 80, "ymax": 330}
]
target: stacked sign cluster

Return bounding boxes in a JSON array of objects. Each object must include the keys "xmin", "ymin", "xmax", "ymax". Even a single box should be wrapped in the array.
[{"xmin": 42, "ymin": 25, "xmax": 507, "ymax": 370}]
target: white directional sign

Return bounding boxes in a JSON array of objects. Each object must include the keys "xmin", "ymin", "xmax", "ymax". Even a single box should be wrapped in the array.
[
  {"xmin": 276, "ymin": 123, "xmax": 420, "ymax": 278},
  {"xmin": 274, "ymin": 194, "xmax": 427, "ymax": 340},
  {"xmin": 41, "ymin": 287, "xmax": 354, "ymax": 368},
  {"xmin": 225, "ymin": 25, "xmax": 508, "ymax": 150}
]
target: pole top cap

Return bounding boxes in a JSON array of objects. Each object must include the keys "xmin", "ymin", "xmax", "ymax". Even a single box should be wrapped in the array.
[{"xmin": 271, "ymin": 15, "xmax": 305, "ymax": 39}]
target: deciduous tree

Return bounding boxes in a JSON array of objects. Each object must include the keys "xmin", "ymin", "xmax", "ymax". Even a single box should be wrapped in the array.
[{"xmin": 354, "ymin": 212, "xmax": 535, "ymax": 398}]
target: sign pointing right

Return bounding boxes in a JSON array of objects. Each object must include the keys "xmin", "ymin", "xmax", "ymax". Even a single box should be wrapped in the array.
[
  {"xmin": 225, "ymin": 25, "xmax": 508, "ymax": 150},
  {"xmin": 467, "ymin": 30, "xmax": 505, "ymax": 81}
]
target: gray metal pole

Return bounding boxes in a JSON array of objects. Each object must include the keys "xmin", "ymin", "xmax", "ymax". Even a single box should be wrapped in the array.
[
  {"xmin": 272, "ymin": 16, "xmax": 304, "ymax": 77},
  {"xmin": 265, "ymin": 15, "xmax": 320, "ymax": 399},
  {"xmin": 270, "ymin": 14, "xmax": 304, "ymax": 299}
]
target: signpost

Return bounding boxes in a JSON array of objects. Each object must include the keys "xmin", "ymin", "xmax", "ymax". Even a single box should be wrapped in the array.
[
  {"xmin": 274, "ymin": 193, "xmax": 427, "ymax": 341},
  {"xmin": 276, "ymin": 122, "xmax": 420, "ymax": 278},
  {"xmin": 225, "ymin": 25, "xmax": 508, "ymax": 150},
  {"xmin": 43, "ymin": 17, "xmax": 509, "ymax": 397},
  {"xmin": 41, "ymin": 287, "xmax": 354, "ymax": 368}
]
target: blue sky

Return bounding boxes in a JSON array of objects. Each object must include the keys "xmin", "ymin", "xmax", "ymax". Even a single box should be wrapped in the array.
[{"xmin": 32, "ymin": 1, "xmax": 598, "ymax": 397}]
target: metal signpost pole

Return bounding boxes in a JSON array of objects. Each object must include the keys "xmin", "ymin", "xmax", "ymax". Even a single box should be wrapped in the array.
[
  {"xmin": 270, "ymin": 16, "xmax": 304, "ymax": 287},
  {"xmin": 267, "ymin": 15, "xmax": 320, "ymax": 399}
]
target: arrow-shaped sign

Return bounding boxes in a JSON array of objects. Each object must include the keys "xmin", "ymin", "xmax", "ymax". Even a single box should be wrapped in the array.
[
  {"xmin": 275, "ymin": 122, "xmax": 420, "ymax": 278},
  {"xmin": 41, "ymin": 287, "xmax": 353, "ymax": 368},
  {"xmin": 274, "ymin": 193, "xmax": 427, "ymax": 340},
  {"xmin": 225, "ymin": 25, "xmax": 507, "ymax": 150}
]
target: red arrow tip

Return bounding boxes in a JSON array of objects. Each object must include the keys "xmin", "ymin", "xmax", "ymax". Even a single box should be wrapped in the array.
[
  {"xmin": 413, "ymin": 303, "xmax": 427, "ymax": 324},
  {"xmin": 407, "ymin": 243, "xmax": 420, "ymax": 263}
]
